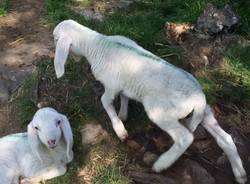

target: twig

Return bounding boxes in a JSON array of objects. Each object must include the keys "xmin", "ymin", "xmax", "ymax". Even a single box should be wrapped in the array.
[
  {"xmin": 160, "ymin": 53, "xmax": 178, "ymax": 57},
  {"xmin": 8, "ymin": 37, "xmax": 24, "ymax": 46},
  {"xmin": 8, "ymin": 85, "xmax": 23, "ymax": 103}
]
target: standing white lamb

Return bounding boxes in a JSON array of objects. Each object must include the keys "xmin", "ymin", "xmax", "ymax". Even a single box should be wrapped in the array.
[
  {"xmin": 0, "ymin": 107, "xmax": 73, "ymax": 184},
  {"xmin": 53, "ymin": 19, "xmax": 247, "ymax": 183}
]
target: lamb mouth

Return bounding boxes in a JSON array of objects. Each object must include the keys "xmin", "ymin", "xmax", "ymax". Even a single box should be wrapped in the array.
[{"xmin": 49, "ymin": 145, "xmax": 57, "ymax": 149}]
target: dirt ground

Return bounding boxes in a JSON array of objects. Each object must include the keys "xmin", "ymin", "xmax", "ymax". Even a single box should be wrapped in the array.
[{"xmin": 0, "ymin": 0, "xmax": 53, "ymax": 136}]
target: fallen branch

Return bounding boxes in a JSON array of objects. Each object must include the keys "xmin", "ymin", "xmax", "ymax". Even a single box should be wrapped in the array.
[{"xmin": 126, "ymin": 168, "xmax": 176, "ymax": 184}]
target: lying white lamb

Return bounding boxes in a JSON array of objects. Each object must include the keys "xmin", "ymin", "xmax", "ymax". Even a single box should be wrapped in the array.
[
  {"xmin": 53, "ymin": 19, "xmax": 247, "ymax": 183},
  {"xmin": 0, "ymin": 107, "xmax": 73, "ymax": 184}
]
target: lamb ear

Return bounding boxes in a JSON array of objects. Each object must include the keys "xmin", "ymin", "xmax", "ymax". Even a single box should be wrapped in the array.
[
  {"xmin": 54, "ymin": 35, "xmax": 72, "ymax": 78},
  {"xmin": 27, "ymin": 122, "xmax": 42, "ymax": 162},
  {"xmin": 60, "ymin": 114, "xmax": 73, "ymax": 162}
]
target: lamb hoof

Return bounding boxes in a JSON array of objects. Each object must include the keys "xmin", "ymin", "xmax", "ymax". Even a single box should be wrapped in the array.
[
  {"xmin": 113, "ymin": 121, "xmax": 128, "ymax": 141},
  {"xmin": 234, "ymin": 166, "xmax": 247, "ymax": 184},
  {"xmin": 118, "ymin": 130, "xmax": 128, "ymax": 142},
  {"xmin": 152, "ymin": 166, "xmax": 161, "ymax": 173},
  {"xmin": 152, "ymin": 162, "xmax": 164, "ymax": 173},
  {"xmin": 236, "ymin": 175, "xmax": 247, "ymax": 184}
]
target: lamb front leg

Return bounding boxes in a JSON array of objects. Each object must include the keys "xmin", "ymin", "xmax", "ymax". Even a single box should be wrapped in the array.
[
  {"xmin": 118, "ymin": 94, "xmax": 129, "ymax": 122},
  {"xmin": 101, "ymin": 91, "xmax": 128, "ymax": 141},
  {"xmin": 22, "ymin": 165, "xmax": 67, "ymax": 183}
]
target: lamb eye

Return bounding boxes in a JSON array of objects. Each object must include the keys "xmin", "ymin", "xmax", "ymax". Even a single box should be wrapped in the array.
[
  {"xmin": 34, "ymin": 126, "xmax": 39, "ymax": 131},
  {"xmin": 57, "ymin": 120, "xmax": 61, "ymax": 126}
]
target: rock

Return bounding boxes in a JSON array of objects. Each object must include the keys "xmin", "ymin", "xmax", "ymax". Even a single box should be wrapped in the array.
[
  {"xmin": 152, "ymin": 134, "xmax": 172, "ymax": 152},
  {"xmin": 126, "ymin": 139, "xmax": 146, "ymax": 162},
  {"xmin": 0, "ymin": 80, "xmax": 9, "ymax": 104},
  {"xmin": 81, "ymin": 124, "xmax": 108, "ymax": 146},
  {"xmin": 72, "ymin": 0, "xmax": 133, "ymax": 22},
  {"xmin": 81, "ymin": 10, "xmax": 104, "ymax": 22},
  {"xmin": 179, "ymin": 159, "xmax": 216, "ymax": 184},
  {"xmin": 196, "ymin": 3, "xmax": 240, "ymax": 35},
  {"xmin": 143, "ymin": 152, "xmax": 158, "ymax": 166},
  {"xmin": 126, "ymin": 139, "xmax": 142, "ymax": 150},
  {"xmin": 191, "ymin": 139, "xmax": 211, "ymax": 154},
  {"xmin": 216, "ymin": 153, "xmax": 228, "ymax": 165}
]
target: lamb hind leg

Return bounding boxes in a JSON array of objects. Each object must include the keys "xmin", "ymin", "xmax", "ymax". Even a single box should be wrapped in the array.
[
  {"xmin": 202, "ymin": 106, "xmax": 247, "ymax": 184},
  {"xmin": 152, "ymin": 119, "xmax": 194, "ymax": 172},
  {"xmin": 101, "ymin": 91, "xmax": 128, "ymax": 141}
]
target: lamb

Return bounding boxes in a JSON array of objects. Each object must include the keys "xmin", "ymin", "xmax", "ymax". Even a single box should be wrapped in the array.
[
  {"xmin": 53, "ymin": 19, "xmax": 247, "ymax": 183},
  {"xmin": 0, "ymin": 107, "xmax": 73, "ymax": 184}
]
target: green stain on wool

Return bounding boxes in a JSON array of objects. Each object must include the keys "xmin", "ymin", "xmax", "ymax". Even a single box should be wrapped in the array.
[
  {"xmin": 112, "ymin": 41, "xmax": 164, "ymax": 62},
  {"xmin": 112, "ymin": 41, "xmax": 199, "ymax": 87}
]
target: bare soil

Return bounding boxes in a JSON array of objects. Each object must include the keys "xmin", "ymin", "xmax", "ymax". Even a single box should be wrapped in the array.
[{"xmin": 0, "ymin": 0, "xmax": 53, "ymax": 136}]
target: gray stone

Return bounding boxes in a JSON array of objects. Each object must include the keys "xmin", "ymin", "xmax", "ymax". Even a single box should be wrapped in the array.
[
  {"xmin": 143, "ymin": 152, "xmax": 158, "ymax": 166},
  {"xmin": 196, "ymin": 3, "xmax": 240, "ymax": 35},
  {"xmin": 81, "ymin": 10, "xmax": 104, "ymax": 22},
  {"xmin": 72, "ymin": 0, "xmax": 133, "ymax": 22},
  {"xmin": 81, "ymin": 124, "xmax": 108, "ymax": 145}
]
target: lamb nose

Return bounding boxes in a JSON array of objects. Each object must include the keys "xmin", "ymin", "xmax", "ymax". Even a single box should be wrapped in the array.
[{"xmin": 48, "ymin": 139, "xmax": 56, "ymax": 145}]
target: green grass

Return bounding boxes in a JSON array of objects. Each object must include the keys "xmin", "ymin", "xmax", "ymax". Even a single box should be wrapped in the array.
[
  {"xmin": 197, "ymin": 75, "xmax": 217, "ymax": 103},
  {"xmin": 92, "ymin": 165, "xmax": 130, "ymax": 184},
  {"xmin": 0, "ymin": 0, "xmax": 9, "ymax": 17},
  {"xmin": 196, "ymin": 43, "xmax": 250, "ymax": 105},
  {"xmin": 14, "ymin": 0, "xmax": 250, "ymax": 183},
  {"xmin": 15, "ymin": 70, "xmax": 39, "ymax": 125},
  {"xmin": 221, "ymin": 44, "xmax": 250, "ymax": 103}
]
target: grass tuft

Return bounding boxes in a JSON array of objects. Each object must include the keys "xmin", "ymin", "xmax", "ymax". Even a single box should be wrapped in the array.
[
  {"xmin": 15, "ymin": 70, "xmax": 39, "ymax": 125},
  {"xmin": 92, "ymin": 165, "xmax": 130, "ymax": 184},
  {"xmin": 197, "ymin": 75, "xmax": 217, "ymax": 103},
  {"xmin": 0, "ymin": 0, "xmax": 9, "ymax": 17}
]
